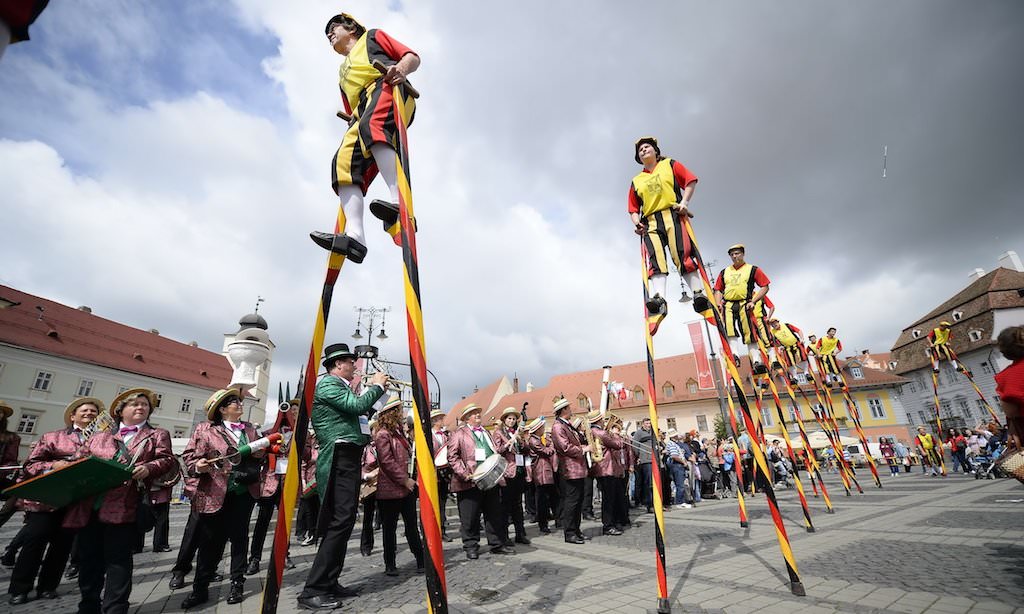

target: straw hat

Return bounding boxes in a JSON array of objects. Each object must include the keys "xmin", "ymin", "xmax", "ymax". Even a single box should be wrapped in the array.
[
  {"xmin": 378, "ymin": 396, "xmax": 402, "ymax": 415},
  {"xmin": 429, "ymin": 409, "xmax": 446, "ymax": 421},
  {"xmin": 727, "ymin": 244, "xmax": 745, "ymax": 254},
  {"xmin": 203, "ymin": 388, "xmax": 242, "ymax": 421},
  {"xmin": 552, "ymin": 398, "xmax": 570, "ymax": 415},
  {"xmin": 586, "ymin": 409, "xmax": 603, "ymax": 424},
  {"xmin": 525, "ymin": 417, "xmax": 545, "ymax": 433},
  {"xmin": 64, "ymin": 397, "xmax": 105, "ymax": 426},
  {"xmin": 110, "ymin": 387, "xmax": 158, "ymax": 419},
  {"xmin": 499, "ymin": 406, "xmax": 520, "ymax": 420},
  {"xmin": 460, "ymin": 403, "xmax": 483, "ymax": 421}
]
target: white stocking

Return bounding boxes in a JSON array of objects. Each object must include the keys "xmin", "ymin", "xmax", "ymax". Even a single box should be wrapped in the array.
[
  {"xmin": 650, "ymin": 273, "xmax": 668, "ymax": 299},
  {"xmin": 338, "ymin": 185, "xmax": 365, "ymax": 245},
  {"xmin": 682, "ymin": 270, "xmax": 705, "ymax": 296},
  {"xmin": 369, "ymin": 143, "xmax": 401, "ymax": 204}
]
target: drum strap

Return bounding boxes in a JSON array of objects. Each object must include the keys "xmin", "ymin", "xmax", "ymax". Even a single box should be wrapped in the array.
[{"xmin": 471, "ymin": 430, "xmax": 494, "ymax": 456}]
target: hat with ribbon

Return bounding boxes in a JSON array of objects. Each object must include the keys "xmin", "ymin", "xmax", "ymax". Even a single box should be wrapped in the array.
[
  {"xmin": 110, "ymin": 387, "xmax": 158, "ymax": 419},
  {"xmin": 460, "ymin": 403, "xmax": 483, "ymax": 421},
  {"xmin": 322, "ymin": 343, "xmax": 357, "ymax": 368},
  {"xmin": 204, "ymin": 388, "xmax": 243, "ymax": 421},
  {"xmin": 552, "ymin": 397, "xmax": 571, "ymax": 415},
  {"xmin": 64, "ymin": 397, "xmax": 105, "ymax": 426}
]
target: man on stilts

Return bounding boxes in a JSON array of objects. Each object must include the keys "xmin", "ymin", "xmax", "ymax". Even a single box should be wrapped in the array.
[
  {"xmin": 311, "ymin": 12, "xmax": 420, "ymax": 263},
  {"xmin": 815, "ymin": 328, "xmax": 844, "ymax": 387},
  {"xmin": 769, "ymin": 319, "xmax": 810, "ymax": 384},
  {"xmin": 928, "ymin": 321, "xmax": 966, "ymax": 374},
  {"xmin": 713, "ymin": 244, "xmax": 771, "ymax": 374},
  {"xmin": 628, "ymin": 137, "xmax": 708, "ymax": 333}
]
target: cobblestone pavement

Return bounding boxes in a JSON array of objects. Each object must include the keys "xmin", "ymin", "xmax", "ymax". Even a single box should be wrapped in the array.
[{"xmin": 1, "ymin": 472, "xmax": 1021, "ymax": 613}]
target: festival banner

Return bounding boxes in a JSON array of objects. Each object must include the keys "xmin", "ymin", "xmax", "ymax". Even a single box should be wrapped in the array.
[{"xmin": 688, "ymin": 320, "xmax": 714, "ymax": 389}]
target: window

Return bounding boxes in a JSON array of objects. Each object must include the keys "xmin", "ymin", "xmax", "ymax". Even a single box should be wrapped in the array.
[
  {"xmin": 789, "ymin": 404, "xmax": 798, "ymax": 422},
  {"xmin": 117, "ymin": 385, "xmax": 130, "ymax": 395},
  {"xmin": 888, "ymin": 360, "xmax": 898, "ymax": 370},
  {"xmin": 939, "ymin": 399, "xmax": 952, "ymax": 417},
  {"xmin": 868, "ymin": 397, "xmax": 885, "ymax": 419},
  {"xmin": 155, "ymin": 393, "xmax": 163, "ymax": 408},
  {"xmin": 633, "ymin": 387, "xmax": 644, "ymax": 402},
  {"xmin": 696, "ymin": 415, "xmax": 708, "ymax": 432},
  {"xmin": 952, "ymin": 310, "xmax": 963, "ymax": 322},
  {"xmin": 687, "ymin": 381, "xmax": 698, "ymax": 394},
  {"xmin": 32, "ymin": 371, "xmax": 54, "ymax": 391},
  {"xmin": 662, "ymin": 383, "xmax": 674, "ymax": 398},
  {"xmin": 813, "ymin": 403, "xmax": 825, "ymax": 419},
  {"xmin": 975, "ymin": 399, "xmax": 989, "ymax": 417},
  {"xmin": 666, "ymin": 417, "xmax": 677, "ymax": 431},
  {"xmin": 16, "ymin": 412, "xmax": 39, "ymax": 434},
  {"xmin": 761, "ymin": 406, "xmax": 773, "ymax": 427},
  {"xmin": 173, "ymin": 427, "xmax": 187, "ymax": 438},
  {"xmin": 577, "ymin": 394, "xmax": 587, "ymax": 409},
  {"xmin": 911, "ymin": 329, "xmax": 922, "ymax": 339},
  {"xmin": 180, "ymin": 398, "xmax": 192, "ymax": 413},
  {"xmin": 980, "ymin": 362, "xmax": 994, "ymax": 375},
  {"xmin": 76, "ymin": 379, "xmax": 95, "ymax": 396},
  {"xmin": 850, "ymin": 367, "xmax": 864, "ymax": 380},
  {"xmin": 958, "ymin": 400, "xmax": 971, "ymax": 420},
  {"xmin": 795, "ymin": 373, "xmax": 808, "ymax": 385},
  {"xmin": 918, "ymin": 411, "xmax": 930, "ymax": 425},
  {"xmin": 906, "ymin": 381, "xmax": 917, "ymax": 394},
  {"xmin": 968, "ymin": 330, "xmax": 983, "ymax": 342},
  {"xmin": 907, "ymin": 412, "xmax": 915, "ymax": 426}
]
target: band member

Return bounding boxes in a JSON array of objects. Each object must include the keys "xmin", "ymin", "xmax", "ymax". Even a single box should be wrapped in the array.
[
  {"xmin": 552, "ymin": 399, "xmax": 591, "ymax": 544},
  {"xmin": 928, "ymin": 321, "xmax": 965, "ymax": 373},
  {"xmin": 612, "ymin": 419, "xmax": 635, "ymax": 529},
  {"xmin": 373, "ymin": 397, "xmax": 424, "ymax": 575},
  {"xmin": 247, "ymin": 401, "xmax": 297, "ymax": 575},
  {"xmin": 447, "ymin": 403, "xmax": 514, "ymax": 559},
  {"xmin": 714, "ymin": 244, "xmax": 771, "ymax": 374},
  {"xmin": 525, "ymin": 419, "xmax": 557, "ymax": 534},
  {"xmin": 180, "ymin": 388, "xmax": 265, "ymax": 608},
  {"xmin": 769, "ymin": 319, "xmax": 810, "ymax": 383},
  {"xmin": 359, "ymin": 421, "xmax": 379, "ymax": 557},
  {"xmin": 296, "ymin": 429, "xmax": 320, "ymax": 547},
  {"xmin": 0, "ymin": 401, "xmax": 20, "ymax": 529},
  {"xmin": 588, "ymin": 412, "xmax": 626, "ymax": 535},
  {"xmin": 815, "ymin": 328, "xmax": 844, "ymax": 386},
  {"xmin": 298, "ymin": 343, "xmax": 387, "ymax": 610},
  {"xmin": 628, "ymin": 137, "xmax": 707, "ymax": 328},
  {"xmin": 311, "ymin": 12, "xmax": 421, "ymax": 262},
  {"xmin": 492, "ymin": 407, "xmax": 532, "ymax": 545},
  {"xmin": 6, "ymin": 397, "xmax": 95, "ymax": 605},
  {"xmin": 64, "ymin": 388, "xmax": 174, "ymax": 614},
  {"xmin": 429, "ymin": 409, "xmax": 453, "ymax": 541}
]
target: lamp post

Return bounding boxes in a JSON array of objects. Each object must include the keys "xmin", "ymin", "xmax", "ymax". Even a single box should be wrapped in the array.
[{"xmin": 352, "ymin": 306, "xmax": 391, "ymax": 342}]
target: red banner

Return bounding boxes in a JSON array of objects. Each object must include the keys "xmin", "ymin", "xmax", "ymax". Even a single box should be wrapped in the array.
[{"xmin": 688, "ymin": 321, "xmax": 714, "ymax": 390}]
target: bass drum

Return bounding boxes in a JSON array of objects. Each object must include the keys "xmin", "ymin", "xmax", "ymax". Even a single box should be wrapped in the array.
[
  {"xmin": 470, "ymin": 454, "xmax": 508, "ymax": 491},
  {"xmin": 433, "ymin": 444, "xmax": 449, "ymax": 470}
]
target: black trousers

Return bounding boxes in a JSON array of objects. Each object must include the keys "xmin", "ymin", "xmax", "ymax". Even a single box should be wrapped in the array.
[
  {"xmin": 534, "ymin": 483, "xmax": 558, "ymax": 530},
  {"xmin": 249, "ymin": 481, "xmax": 282, "ymax": 561},
  {"xmin": 171, "ymin": 510, "xmax": 200, "ymax": 574},
  {"xmin": 0, "ymin": 496, "xmax": 18, "ymax": 528},
  {"xmin": 499, "ymin": 469, "xmax": 527, "ymax": 540},
  {"xmin": 152, "ymin": 502, "xmax": 170, "ymax": 550},
  {"xmin": 636, "ymin": 463, "xmax": 653, "ymax": 507},
  {"xmin": 378, "ymin": 494, "xmax": 424, "ymax": 569},
  {"xmin": 597, "ymin": 476, "xmax": 628, "ymax": 530},
  {"xmin": 76, "ymin": 516, "xmax": 135, "ymax": 614},
  {"xmin": 296, "ymin": 494, "xmax": 320, "ymax": 539},
  {"xmin": 455, "ymin": 487, "xmax": 506, "ymax": 553},
  {"xmin": 436, "ymin": 472, "xmax": 451, "ymax": 531},
  {"xmin": 301, "ymin": 442, "xmax": 362, "ymax": 598},
  {"xmin": 8, "ymin": 510, "xmax": 73, "ymax": 595},
  {"xmin": 360, "ymin": 495, "xmax": 376, "ymax": 553},
  {"xmin": 614, "ymin": 476, "xmax": 631, "ymax": 527},
  {"xmin": 560, "ymin": 478, "xmax": 584, "ymax": 538},
  {"xmin": 194, "ymin": 491, "xmax": 255, "ymax": 588},
  {"xmin": 582, "ymin": 476, "xmax": 595, "ymax": 517},
  {"xmin": 523, "ymin": 480, "xmax": 536, "ymax": 520}
]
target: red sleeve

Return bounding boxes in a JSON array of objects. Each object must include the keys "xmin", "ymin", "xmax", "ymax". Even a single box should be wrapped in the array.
[
  {"xmin": 995, "ymin": 361, "xmax": 1024, "ymax": 405},
  {"xmin": 753, "ymin": 267, "xmax": 770, "ymax": 287},
  {"xmin": 671, "ymin": 160, "xmax": 698, "ymax": 188},
  {"xmin": 815, "ymin": 339, "xmax": 823, "ymax": 350},
  {"xmin": 837, "ymin": 340, "xmax": 844, "ymax": 352},
  {"xmin": 627, "ymin": 184, "xmax": 642, "ymax": 215},
  {"xmin": 789, "ymin": 324, "xmax": 802, "ymax": 336},
  {"xmin": 927, "ymin": 330, "xmax": 936, "ymax": 343},
  {"xmin": 370, "ymin": 29, "xmax": 418, "ymax": 62},
  {"xmin": 763, "ymin": 295, "xmax": 774, "ymax": 308},
  {"xmin": 713, "ymin": 270, "xmax": 725, "ymax": 292}
]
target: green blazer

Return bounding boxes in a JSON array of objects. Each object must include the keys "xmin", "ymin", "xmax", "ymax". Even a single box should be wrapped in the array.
[{"xmin": 311, "ymin": 374, "xmax": 385, "ymax": 501}]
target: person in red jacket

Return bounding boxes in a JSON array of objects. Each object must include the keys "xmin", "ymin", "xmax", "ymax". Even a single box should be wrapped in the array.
[
  {"xmin": 628, "ymin": 137, "xmax": 708, "ymax": 326},
  {"xmin": 551, "ymin": 398, "xmax": 592, "ymax": 545},
  {"xmin": 588, "ymin": 412, "xmax": 625, "ymax": 536},
  {"xmin": 995, "ymin": 325, "xmax": 1024, "ymax": 449},
  {"xmin": 372, "ymin": 398, "xmax": 424, "ymax": 576},
  {"xmin": 492, "ymin": 407, "xmax": 532, "ymax": 546},
  {"xmin": 526, "ymin": 419, "xmax": 558, "ymax": 535}
]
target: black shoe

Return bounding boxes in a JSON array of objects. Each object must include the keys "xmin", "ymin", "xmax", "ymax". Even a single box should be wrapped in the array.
[
  {"xmin": 752, "ymin": 362, "xmax": 768, "ymax": 375},
  {"xmin": 416, "ymin": 563, "xmax": 425, "ymax": 573},
  {"xmin": 645, "ymin": 294, "xmax": 667, "ymax": 317},
  {"xmin": 285, "ymin": 556, "xmax": 296, "ymax": 570},
  {"xmin": 169, "ymin": 572, "xmax": 186, "ymax": 590},
  {"xmin": 227, "ymin": 582, "xmax": 244, "ymax": 605},
  {"xmin": 564, "ymin": 535, "xmax": 585, "ymax": 544},
  {"xmin": 369, "ymin": 199, "xmax": 417, "ymax": 233},
  {"xmin": 309, "ymin": 231, "xmax": 367, "ymax": 263},
  {"xmin": 385, "ymin": 567, "xmax": 399, "ymax": 577},
  {"xmin": 788, "ymin": 377, "xmax": 799, "ymax": 386},
  {"xmin": 577, "ymin": 532, "xmax": 592, "ymax": 541},
  {"xmin": 331, "ymin": 584, "xmax": 359, "ymax": 598},
  {"xmin": 154, "ymin": 545, "xmax": 172, "ymax": 553},
  {"xmin": 8, "ymin": 593, "xmax": 29, "ymax": 605},
  {"xmin": 181, "ymin": 590, "xmax": 209, "ymax": 609},
  {"xmin": 582, "ymin": 513, "xmax": 597, "ymax": 521},
  {"xmin": 360, "ymin": 545, "xmax": 372, "ymax": 557},
  {"xmin": 771, "ymin": 361, "xmax": 783, "ymax": 371},
  {"xmin": 490, "ymin": 545, "xmax": 516, "ymax": 555},
  {"xmin": 515, "ymin": 535, "xmax": 532, "ymax": 545},
  {"xmin": 693, "ymin": 295, "xmax": 711, "ymax": 313},
  {"xmin": 1, "ymin": 550, "xmax": 16, "ymax": 568},
  {"xmin": 212, "ymin": 573, "xmax": 224, "ymax": 583},
  {"xmin": 538, "ymin": 526, "xmax": 551, "ymax": 534},
  {"xmin": 245, "ymin": 558, "xmax": 260, "ymax": 576},
  {"xmin": 36, "ymin": 590, "xmax": 58, "ymax": 600},
  {"xmin": 466, "ymin": 550, "xmax": 479, "ymax": 560},
  {"xmin": 297, "ymin": 595, "xmax": 342, "ymax": 610},
  {"xmin": 602, "ymin": 528, "xmax": 623, "ymax": 536},
  {"xmin": 646, "ymin": 506, "xmax": 654, "ymax": 514},
  {"xmin": 301, "ymin": 534, "xmax": 316, "ymax": 547},
  {"xmin": 733, "ymin": 356, "xmax": 742, "ymax": 368}
]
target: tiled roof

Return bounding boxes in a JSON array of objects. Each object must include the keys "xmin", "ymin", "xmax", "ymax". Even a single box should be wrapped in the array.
[
  {"xmin": 0, "ymin": 285, "xmax": 232, "ymax": 388},
  {"xmin": 889, "ymin": 267, "xmax": 1024, "ymax": 374},
  {"xmin": 444, "ymin": 376, "xmax": 510, "ymax": 428}
]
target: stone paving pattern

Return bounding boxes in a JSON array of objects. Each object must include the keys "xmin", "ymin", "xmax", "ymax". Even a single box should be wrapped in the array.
[{"xmin": 1, "ymin": 472, "xmax": 1021, "ymax": 613}]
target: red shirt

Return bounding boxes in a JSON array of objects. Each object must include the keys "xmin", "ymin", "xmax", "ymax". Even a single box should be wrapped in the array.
[
  {"xmin": 627, "ymin": 160, "xmax": 698, "ymax": 215},
  {"xmin": 995, "ymin": 359, "xmax": 1024, "ymax": 407}
]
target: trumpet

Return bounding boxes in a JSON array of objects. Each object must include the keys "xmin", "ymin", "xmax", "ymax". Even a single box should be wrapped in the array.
[{"xmin": 355, "ymin": 358, "xmax": 413, "ymax": 390}]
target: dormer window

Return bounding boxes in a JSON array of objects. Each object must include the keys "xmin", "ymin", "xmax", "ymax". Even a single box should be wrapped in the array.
[
  {"xmin": 951, "ymin": 310, "xmax": 964, "ymax": 322},
  {"xmin": 911, "ymin": 329, "xmax": 922, "ymax": 339},
  {"xmin": 888, "ymin": 360, "xmax": 898, "ymax": 370},
  {"xmin": 968, "ymin": 329, "xmax": 983, "ymax": 342}
]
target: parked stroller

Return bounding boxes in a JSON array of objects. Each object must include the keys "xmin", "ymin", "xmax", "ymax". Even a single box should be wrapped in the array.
[
  {"xmin": 974, "ymin": 443, "xmax": 1006, "ymax": 479},
  {"xmin": 698, "ymin": 458, "xmax": 719, "ymax": 498}
]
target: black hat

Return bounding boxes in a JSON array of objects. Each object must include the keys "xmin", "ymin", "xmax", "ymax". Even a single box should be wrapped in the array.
[
  {"xmin": 634, "ymin": 136, "xmax": 660, "ymax": 164},
  {"xmin": 322, "ymin": 343, "xmax": 356, "ymax": 368}
]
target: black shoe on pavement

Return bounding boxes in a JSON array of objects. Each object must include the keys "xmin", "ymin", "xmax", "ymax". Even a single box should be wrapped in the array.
[
  {"xmin": 582, "ymin": 513, "xmax": 597, "ymax": 521},
  {"xmin": 297, "ymin": 595, "xmax": 341, "ymax": 610},
  {"xmin": 577, "ymin": 532, "xmax": 592, "ymax": 541},
  {"xmin": 331, "ymin": 584, "xmax": 359, "ymax": 598},
  {"xmin": 8, "ymin": 593, "xmax": 29, "ymax": 605},
  {"xmin": 309, "ymin": 231, "xmax": 367, "ymax": 263},
  {"xmin": 36, "ymin": 590, "xmax": 58, "ymax": 599},
  {"xmin": 538, "ymin": 526, "xmax": 551, "ymax": 534},
  {"xmin": 245, "ymin": 558, "xmax": 260, "ymax": 576},
  {"xmin": 646, "ymin": 506, "xmax": 654, "ymax": 514},
  {"xmin": 564, "ymin": 535, "xmax": 585, "ymax": 544},
  {"xmin": 385, "ymin": 567, "xmax": 399, "ymax": 577},
  {"xmin": 360, "ymin": 545, "xmax": 372, "ymax": 557},
  {"xmin": 169, "ymin": 572, "xmax": 186, "ymax": 590},
  {"xmin": 515, "ymin": 535, "xmax": 532, "ymax": 545},
  {"xmin": 602, "ymin": 528, "xmax": 623, "ymax": 536},
  {"xmin": 181, "ymin": 590, "xmax": 209, "ymax": 610},
  {"xmin": 490, "ymin": 545, "xmax": 516, "ymax": 555},
  {"xmin": 227, "ymin": 582, "xmax": 244, "ymax": 605},
  {"xmin": 466, "ymin": 550, "xmax": 479, "ymax": 560},
  {"xmin": 212, "ymin": 573, "xmax": 224, "ymax": 583},
  {"xmin": 154, "ymin": 545, "xmax": 172, "ymax": 553}
]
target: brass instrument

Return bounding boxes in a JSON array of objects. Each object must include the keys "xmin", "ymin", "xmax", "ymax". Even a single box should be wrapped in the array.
[
  {"xmin": 584, "ymin": 418, "xmax": 604, "ymax": 463},
  {"xmin": 81, "ymin": 412, "xmax": 116, "ymax": 441},
  {"xmin": 151, "ymin": 457, "xmax": 183, "ymax": 490}
]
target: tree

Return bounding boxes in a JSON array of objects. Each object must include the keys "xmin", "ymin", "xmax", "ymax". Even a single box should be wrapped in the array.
[{"xmin": 713, "ymin": 412, "xmax": 729, "ymax": 440}]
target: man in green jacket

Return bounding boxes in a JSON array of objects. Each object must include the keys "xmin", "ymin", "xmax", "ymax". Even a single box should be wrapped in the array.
[{"xmin": 299, "ymin": 343, "xmax": 389, "ymax": 610}]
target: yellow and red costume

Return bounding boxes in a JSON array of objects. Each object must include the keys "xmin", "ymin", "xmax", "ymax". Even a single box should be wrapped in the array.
[
  {"xmin": 628, "ymin": 159, "xmax": 699, "ymax": 278},
  {"xmin": 815, "ymin": 335, "xmax": 843, "ymax": 377},
  {"xmin": 713, "ymin": 263, "xmax": 770, "ymax": 345}
]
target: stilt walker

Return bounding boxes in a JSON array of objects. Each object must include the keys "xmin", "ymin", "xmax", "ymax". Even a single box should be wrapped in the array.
[
  {"xmin": 680, "ymin": 218, "xmax": 804, "ymax": 596},
  {"xmin": 924, "ymin": 365, "xmax": 950, "ymax": 476},
  {"xmin": 943, "ymin": 346, "xmax": 1003, "ymax": 426},
  {"xmin": 639, "ymin": 242, "xmax": 671, "ymax": 614}
]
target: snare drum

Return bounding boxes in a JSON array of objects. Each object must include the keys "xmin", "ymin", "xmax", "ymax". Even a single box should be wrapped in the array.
[
  {"xmin": 470, "ymin": 454, "xmax": 508, "ymax": 491},
  {"xmin": 433, "ymin": 445, "xmax": 449, "ymax": 470}
]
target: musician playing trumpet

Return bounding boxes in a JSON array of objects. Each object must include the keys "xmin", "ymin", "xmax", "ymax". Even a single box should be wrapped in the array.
[
  {"xmin": 587, "ymin": 412, "xmax": 626, "ymax": 536},
  {"xmin": 492, "ymin": 407, "xmax": 532, "ymax": 546},
  {"xmin": 447, "ymin": 403, "xmax": 513, "ymax": 560},
  {"xmin": 551, "ymin": 398, "xmax": 590, "ymax": 545}
]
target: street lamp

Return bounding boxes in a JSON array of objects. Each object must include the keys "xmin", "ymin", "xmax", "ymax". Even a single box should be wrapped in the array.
[{"xmin": 352, "ymin": 306, "xmax": 391, "ymax": 341}]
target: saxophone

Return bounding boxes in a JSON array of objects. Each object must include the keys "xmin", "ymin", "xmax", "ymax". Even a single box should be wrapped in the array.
[{"xmin": 585, "ymin": 420, "xmax": 605, "ymax": 463}]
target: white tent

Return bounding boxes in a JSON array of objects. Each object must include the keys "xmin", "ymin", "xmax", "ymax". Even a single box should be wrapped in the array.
[{"xmin": 784, "ymin": 430, "xmax": 859, "ymax": 450}]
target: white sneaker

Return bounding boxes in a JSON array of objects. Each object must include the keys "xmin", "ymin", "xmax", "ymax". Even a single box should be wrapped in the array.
[{"xmin": 680, "ymin": 503, "xmax": 693, "ymax": 509}]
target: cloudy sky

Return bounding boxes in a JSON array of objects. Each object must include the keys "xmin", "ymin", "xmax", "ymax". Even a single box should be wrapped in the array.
[{"xmin": 1, "ymin": 1, "xmax": 1021, "ymax": 411}]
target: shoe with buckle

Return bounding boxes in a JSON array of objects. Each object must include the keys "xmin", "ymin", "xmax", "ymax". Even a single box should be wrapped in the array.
[
  {"xmin": 169, "ymin": 572, "xmax": 186, "ymax": 590},
  {"xmin": 331, "ymin": 583, "xmax": 359, "ymax": 598},
  {"xmin": 226, "ymin": 582, "xmax": 244, "ymax": 605},
  {"xmin": 181, "ymin": 590, "xmax": 209, "ymax": 610},
  {"xmin": 564, "ymin": 535, "xmax": 585, "ymax": 544},
  {"xmin": 369, "ymin": 199, "xmax": 417, "ymax": 234},
  {"xmin": 297, "ymin": 595, "xmax": 342, "ymax": 610},
  {"xmin": 245, "ymin": 558, "xmax": 260, "ymax": 576},
  {"xmin": 309, "ymin": 231, "xmax": 367, "ymax": 263},
  {"xmin": 645, "ymin": 294, "xmax": 668, "ymax": 317}
]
